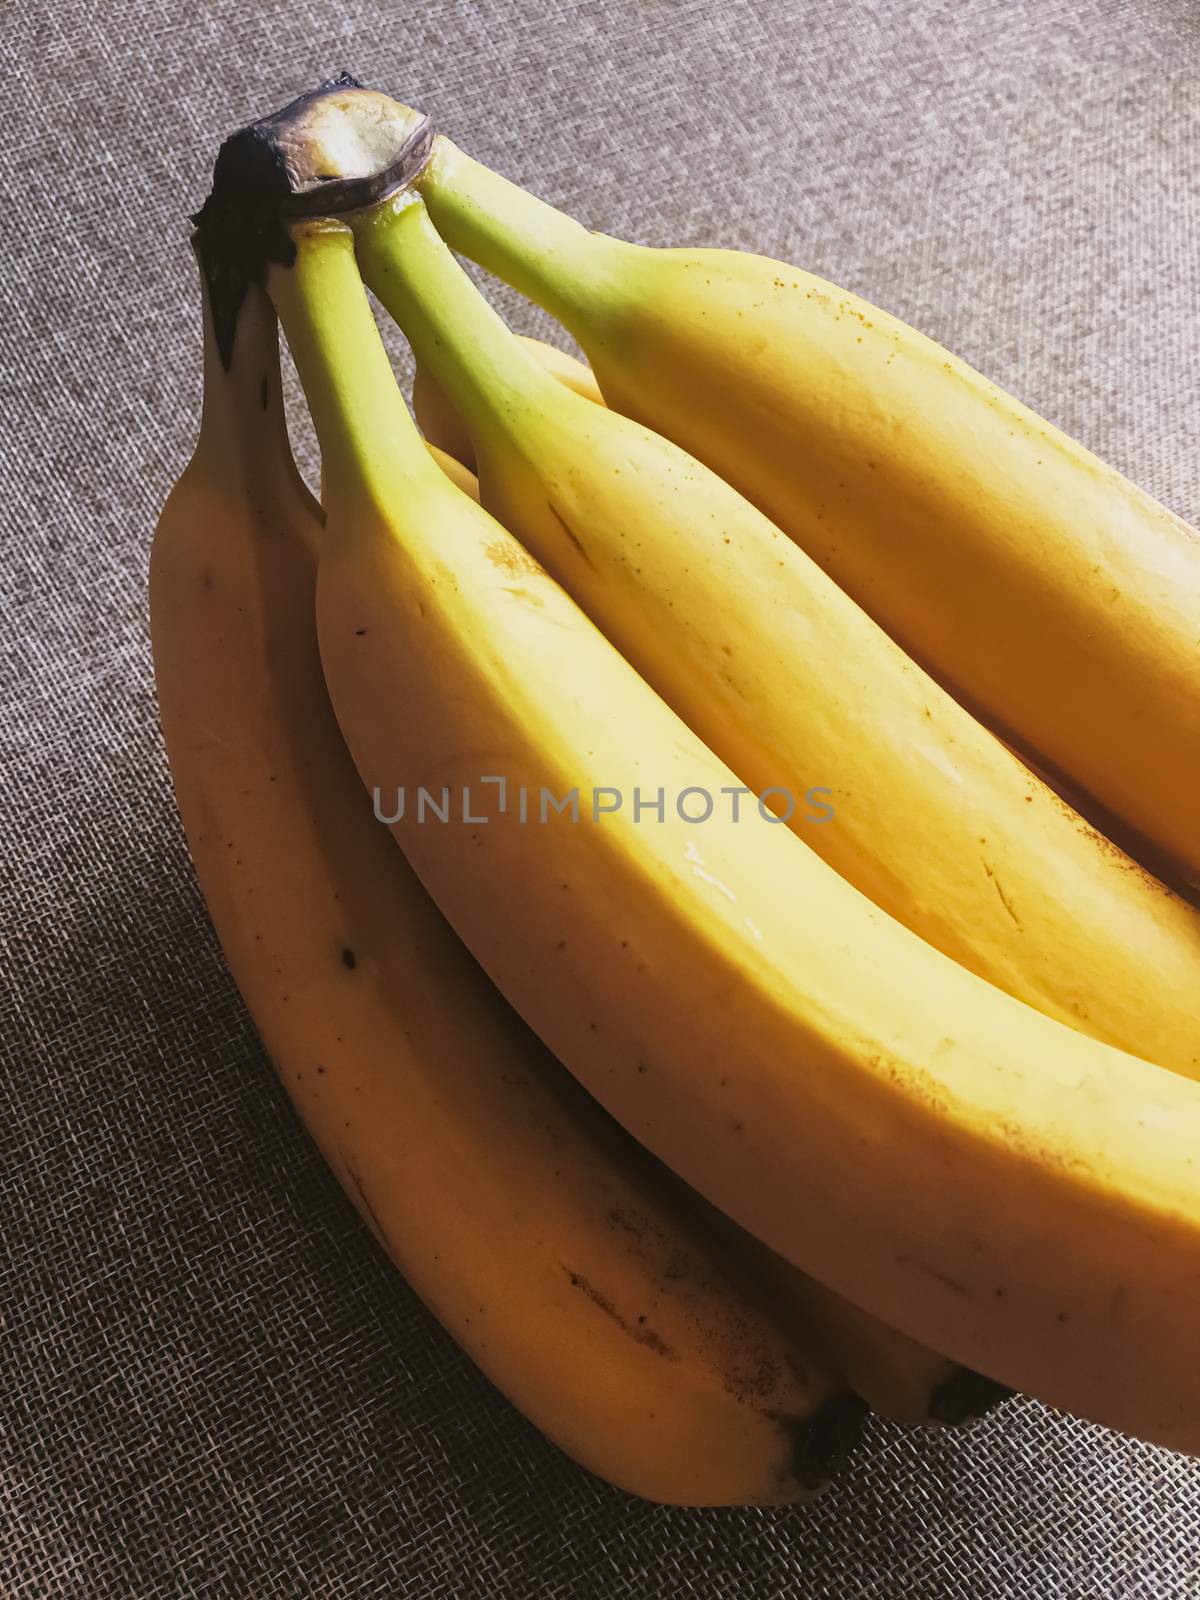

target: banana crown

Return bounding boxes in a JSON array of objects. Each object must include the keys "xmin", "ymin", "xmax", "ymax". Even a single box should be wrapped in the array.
[{"xmin": 192, "ymin": 77, "xmax": 433, "ymax": 364}]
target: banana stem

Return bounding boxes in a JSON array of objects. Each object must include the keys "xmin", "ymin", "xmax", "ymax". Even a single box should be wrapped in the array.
[
  {"xmin": 266, "ymin": 219, "xmax": 437, "ymax": 513},
  {"xmin": 353, "ymin": 193, "xmax": 564, "ymax": 450},
  {"xmin": 416, "ymin": 139, "xmax": 623, "ymax": 327}
]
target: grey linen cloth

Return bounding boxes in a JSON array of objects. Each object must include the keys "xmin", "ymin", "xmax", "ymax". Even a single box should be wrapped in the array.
[{"xmin": 3, "ymin": 1, "xmax": 1198, "ymax": 1595}]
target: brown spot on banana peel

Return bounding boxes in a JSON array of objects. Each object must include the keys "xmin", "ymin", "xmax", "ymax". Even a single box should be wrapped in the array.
[
  {"xmin": 601, "ymin": 1215, "xmax": 835, "ymax": 1414},
  {"xmin": 547, "ymin": 503, "xmax": 599, "ymax": 571},
  {"xmin": 563, "ymin": 1267, "xmax": 676, "ymax": 1359},
  {"xmin": 1008, "ymin": 732, "xmax": 1196, "ymax": 904},
  {"xmin": 897, "ymin": 1254, "xmax": 968, "ymax": 1296},
  {"xmin": 870, "ymin": 1053, "xmax": 950, "ymax": 1120},
  {"xmin": 562, "ymin": 1270, "xmax": 864, "ymax": 1494},
  {"xmin": 484, "ymin": 539, "xmax": 546, "ymax": 579},
  {"xmin": 607, "ymin": 1207, "xmax": 652, "ymax": 1242},
  {"xmin": 981, "ymin": 861, "xmax": 1023, "ymax": 929},
  {"xmin": 720, "ymin": 1348, "xmax": 786, "ymax": 1405}
]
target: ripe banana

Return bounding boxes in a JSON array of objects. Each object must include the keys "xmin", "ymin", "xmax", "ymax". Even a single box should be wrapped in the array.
[
  {"xmin": 414, "ymin": 332, "xmax": 601, "ymax": 469},
  {"xmin": 320, "ymin": 441, "xmax": 478, "ymax": 508},
  {"xmin": 259, "ymin": 207, "xmax": 1200, "ymax": 1456},
  {"xmin": 741, "ymin": 1243, "xmax": 1010, "ymax": 1430},
  {"xmin": 353, "ymin": 193, "xmax": 1200, "ymax": 1080},
  {"xmin": 414, "ymin": 336, "xmax": 1012, "ymax": 1430},
  {"xmin": 150, "ymin": 266, "xmax": 865, "ymax": 1506},
  {"xmin": 415, "ymin": 351, "xmax": 1014, "ymax": 1437},
  {"xmin": 409, "ymin": 122, "xmax": 1200, "ymax": 886},
  {"xmin": 426, "ymin": 439, "xmax": 479, "ymax": 498}
]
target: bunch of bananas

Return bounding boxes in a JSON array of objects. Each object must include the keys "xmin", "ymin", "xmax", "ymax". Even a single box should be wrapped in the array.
[{"xmin": 152, "ymin": 80, "xmax": 1200, "ymax": 1506}]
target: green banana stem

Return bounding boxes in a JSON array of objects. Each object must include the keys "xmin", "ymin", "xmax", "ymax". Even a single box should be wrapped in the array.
[
  {"xmin": 353, "ymin": 193, "xmax": 564, "ymax": 449},
  {"xmin": 266, "ymin": 219, "xmax": 438, "ymax": 514},
  {"xmin": 417, "ymin": 139, "xmax": 623, "ymax": 326}
]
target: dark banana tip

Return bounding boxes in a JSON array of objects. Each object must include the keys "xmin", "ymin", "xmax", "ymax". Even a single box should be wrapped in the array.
[
  {"xmin": 192, "ymin": 73, "xmax": 432, "ymax": 366},
  {"xmin": 783, "ymin": 1389, "xmax": 870, "ymax": 1493},
  {"xmin": 928, "ymin": 1366, "xmax": 1016, "ymax": 1427}
]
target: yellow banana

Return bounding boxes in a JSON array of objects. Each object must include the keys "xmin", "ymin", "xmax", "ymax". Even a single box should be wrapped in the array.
[
  {"xmin": 741, "ymin": 1243, "xmax": 1009, "ymax": 1429},
  {"xmin": 354, "ymin": 194, "xmax": 1200, "ymax": 1080},
  {"xmin": 150, "ymin": 266, "xmax": 864, "ymax": 1506},
  {"xmin": 414, "ymin": 333, "xmax": 601, "ymax": 469},
  {"xmin": 415, "ymin": 337, "xmax": 1011, "ymax": 1429},
  {"xmin": 259, "ymin": 208, "xmax": 1200, "ymax": 1456},
  {"xmin": 320, "ymin": 440, "xmax": 477, "ymax": 504},
  {"xmin": 409, "ymin": 123, "xmax": 1200, "ymax": 887},
  {"xmin": 426, "ymin": 439, "xmax": 479, "ymax": 498}
]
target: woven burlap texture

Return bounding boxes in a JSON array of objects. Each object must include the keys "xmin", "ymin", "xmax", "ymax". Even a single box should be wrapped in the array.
[{"xmin": 3, "ymin": 1, "xmax": 1198, "ymax": 1595}]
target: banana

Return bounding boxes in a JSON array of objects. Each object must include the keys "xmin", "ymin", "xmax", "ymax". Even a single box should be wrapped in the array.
[
  {"xmin": 413, "ymin": 335, "xmax": 1014, "ymax": 1429},
  {"xmin": 322, "ymin": 443, "xmax": 477, "ymax": 504},
  {"xmin": 741, "ymin": 1244, "xmax": 1010, "ymax": 1429},
  {"xmin": 414, "ymin": 333, "xmax": 601, "ymax": 469},
  {"xmin": 150, "ymin": 263, "xmax": 866, "ymax": 1506},
  {"xmin": 352, "ymin": 194, "xmax": 1200, "ymax": 1080},
  {"xmin": 408, "ymin": 124, "xmax": 1200, "ymax": 887},
  {"xmin": 426, "ymin": 439, "xmax": 479, "ymax": 498},
  {"xmin": 257, "ymin": 204, "xmax": 1200, "ymax": 1456},
  {"xmin": 418, "ymin": 347, "xmax": 1017, "ymax": 1436},
  {"xmin": 412, "ymin": 358, "xmax": 473, "ymax": 469}
]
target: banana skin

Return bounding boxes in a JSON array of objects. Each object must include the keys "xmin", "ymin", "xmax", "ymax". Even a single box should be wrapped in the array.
[
  {"xmin": 414, "ymin": 332, "xmax": 602, "ymax": 471},
  {"xmin": 412, "ymin": 132, "xmax": 1200, "ymax": 887},
  {"xmin": 411, "ymin": 337, "xmax": 1013, "ymax": 1428},
  {"xmin": 150, "ymin": 267, "xmax": 864, "ymax": 1506},
  {"xmin": 269, "ymin": 220, "xmax": 1200, "ymax": 1458},
  {"xmin": 358, "ymin": 195, "xmax": 1200, "ymax": 1085}
]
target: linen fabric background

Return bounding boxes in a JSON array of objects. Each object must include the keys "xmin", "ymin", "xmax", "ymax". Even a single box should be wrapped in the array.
[{"xmin": 3, "ymin": 1, "xmax": 1198, "ymax": 1595}]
